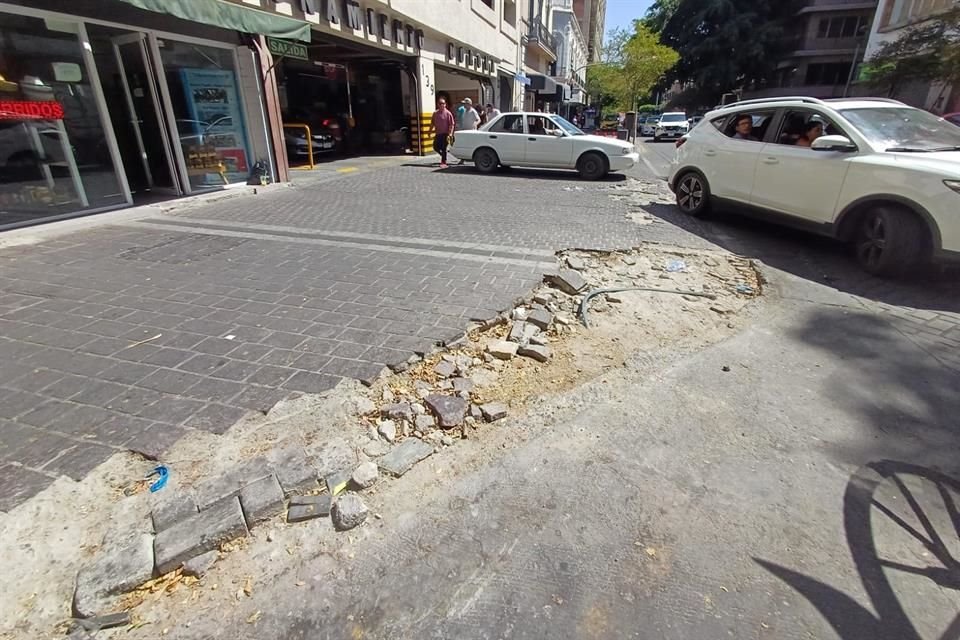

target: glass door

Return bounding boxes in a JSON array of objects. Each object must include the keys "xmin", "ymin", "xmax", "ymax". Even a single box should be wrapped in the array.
[{"xmin": 110, "ymin": 33, "xmax": 182, "ymax": 196}]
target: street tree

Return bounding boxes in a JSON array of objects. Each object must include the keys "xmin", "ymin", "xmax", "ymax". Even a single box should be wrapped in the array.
[
  {"xmin": 861, "ymin": 7, "xmax": 960, "ymax": 100},
  {"xmin": 586, "ymin": 21, "xmax": 678, "ymax": 112},
  {"xmin": 641, "ymin": 0, "xmax": 681, "ymax": 33},
  {"xmin": 657, "ymin": 0, "xmax": 803, "ymax": 105}
]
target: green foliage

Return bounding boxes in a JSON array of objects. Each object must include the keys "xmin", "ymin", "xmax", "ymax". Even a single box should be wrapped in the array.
[
  {"xmin": 642, "ymin": 0, "xmax": 681, "ymax": 33},
  {"xmin": 586, "ymin": 23, "xmax": 679, "ymax": 111},
  {"xmin": 862, "ymin": 7, "xmax": 960, "ymax": 97},
  {"xmin": 658, "ymin": 0, "xmax": 804, "ymax": 105},
  {"xmin": 636, "ymin": 103, "xmax": 660, "ymax": 113}
]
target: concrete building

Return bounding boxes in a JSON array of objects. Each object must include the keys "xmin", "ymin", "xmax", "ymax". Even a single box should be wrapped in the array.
[
  {"xmin": 548, "ymin": 0, "xmax": 589, "ymax": 118},
  {"xmin": 521, "ymin": 0, "xmax": 560, "ymax": 111},
  {"xmin": 0, "ymin": 0, "xmax": 528, "ymax": 230},
  {"xmin": 573, "ymin": 0, "xmax": 605, "ymax": 63},
  {"xmin": 742, "ymin": 0, "xmax": 879, "ymax": 100},
  {"xmin": 863, "ymin": 0, "xmax": 959, "ymax": 113}
]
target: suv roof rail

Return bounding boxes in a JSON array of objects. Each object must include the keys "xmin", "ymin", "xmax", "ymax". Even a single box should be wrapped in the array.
[
  {"xmin": 721, "ymin": 96, "xmax": 827, "ymax": 109},
  {"xmin": 823, "ymin": 97, "xmax": 906, "ymax": 105}
]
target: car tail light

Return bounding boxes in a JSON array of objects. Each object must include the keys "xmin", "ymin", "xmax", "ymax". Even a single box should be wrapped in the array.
[{"xmin": 321, "ymin": 119, "xmax": 331, "ymax": 126}]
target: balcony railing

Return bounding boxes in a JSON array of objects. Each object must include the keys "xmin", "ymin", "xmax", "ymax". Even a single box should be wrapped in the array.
[{"xmin": 527, "ymin": 21, "xmax": 557, "ymax": 57}]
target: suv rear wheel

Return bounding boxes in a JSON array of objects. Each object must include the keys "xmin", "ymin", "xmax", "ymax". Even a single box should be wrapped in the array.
[
  {"xmin": 675, "ymin": 171, "xmax": 711, "ymax": 217},
  {"xmin": 854, "ymin": 205, "xmax": 928, "ymax": 276}
]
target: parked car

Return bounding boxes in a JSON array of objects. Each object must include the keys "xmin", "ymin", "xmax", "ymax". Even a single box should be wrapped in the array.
[
  {"xmin": 641, "ymin": 115, "xmax": 660, "ymax": 137},
  {"xmin": 449, "ymin": 112, "xmax": 638, "ymax": 180},
  {"xmin": 654, "ymin": 112, "xmax": 689, "ymax": 141},
  {"xmin": 283, "ymin": 125, "xmax": 336, "ymax": 163},
  {"xmin": 668, "ymin": 96, "xmax": 960, "ymax": 276},
  {"xmin": 944, "ymin": 112, "xmax": 960, "ymax": 127},
  {"xmin": 599, "ymin": 113, "xmax": 621, "ymax": 131}
]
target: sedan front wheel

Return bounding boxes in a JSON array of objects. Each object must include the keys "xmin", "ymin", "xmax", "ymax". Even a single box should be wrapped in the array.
[{"xmin": 473, "ymin": 147, "xmax": 500, "ymax": 173}]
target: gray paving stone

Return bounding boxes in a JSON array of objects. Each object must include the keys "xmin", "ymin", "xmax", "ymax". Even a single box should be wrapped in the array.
[
  {"xmin": 424, "ymin": 394, "xmax": 468, "ymax": 428},
  {"xmin": 193, "ymin": 457, "xmax": 271, "ymax": 511},
  {"xmin": 154, "ymin": 496, "xmax": 248, "ymax": 575},
  {"xmin": 266, "ymin": 444, "xmax": 319, "ymax": 495},
  {"xmin": 181, "ymin": 549, "xmax": 218, "ymax": 578},
  {"xmin": 73, "ymin": 530, "xmax": 154, "ymax": 617},
  {"xmin": 287, "ymin": 494, "xmax": 331, "ymax": 522},
  {"xmin": 526, "ymin": 308, "xmax": 553, "ymax": 331},
  {"xmin": 151, "ymin": 490, "xmax": 198, "ymax": 533},
  {"xmin": 480, "ymin": 403, "xmax": 509, "ymax": 422},
  {"xmin": 379, "ymin": 438, "xmax": 433, "ymax": 477},
  {"xmin": 546, "ymin": 270, "xmax": 588, "ymax": 295},
  {"xmin": 239, "ymin": 473, "xmax": 285, "ymax": 527},
  {"xmin": 518, "ymin": 344, "xmax": 551, "ymax": 363},
  {"xmin": 0, "ymin": 463, "xmax": 55, "ymax": 512}
]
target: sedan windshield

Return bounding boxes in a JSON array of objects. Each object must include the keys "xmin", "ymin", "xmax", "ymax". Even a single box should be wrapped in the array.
[
  {"xmin": 840, "ymin": 107, "xmax": 960, "ymax": 152},
  {"xmin": 550, "ymin": 115, "xmax": 585, "ymax": 135}
]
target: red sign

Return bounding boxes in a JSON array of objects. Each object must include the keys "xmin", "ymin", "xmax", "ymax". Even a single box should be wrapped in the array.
[{"xmin": 0, "ymin": 100, "xmax": 65, "ymax": 121}]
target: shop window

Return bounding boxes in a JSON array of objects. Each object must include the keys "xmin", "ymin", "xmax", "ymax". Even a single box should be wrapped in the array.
[
  {"xmin": 157, "ymin": 40, "xmax": 252, "ymax": 190},
  {"xmin": 805, "ymin": 62, "xmax": 851, "ymax": 86},
  {"xmin": 0, "ymin": 13, "xmax": 125, "ymax": 227}
]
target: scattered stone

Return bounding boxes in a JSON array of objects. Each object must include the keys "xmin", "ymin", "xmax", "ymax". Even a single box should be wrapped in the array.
[
  {"xmin": 452, "ymin": 378, "xmax": 474, "ymax": 394},
  {"xmin": 566, "ymin": 255, "xmax": 588, "ymax": 271},
  {"xmin": 324, "ymin": 471, "xmax": 350, "ymax": 496},
  {"xmin": 382, "ymin": 402, "xmax": 414, "ymax": 422},
  {"xmin": 351, "ymin": 461, "xmax": 379, "ymax": 489},
  {"xmin": 417, "ymin": 388, "xmax": 431, "ymax": 399},
  {"xmin": 154, "ymin": 497, "xmax": 248, "ymax": 576},
  {"xmin": 353, "ymin": 397, "xmax": 376, "ymax": 415},
  {"xmin": 193, "ymin": 457, "xmax": 270, "ymax": 511},
  {"xmin": 379, "ymin": 438, "xmax": 433, "ymax": 477},
  {"xmin": 267, "ymin": 445, "xmax": 319, "ymax": 495},
  {"xmin": 441, "ymin": 353, "xmax": 456, "ymax": 363},
  {"xmin": 181, "ymin": 549, "xmax": 218, "ymax": 578},
  {"xmin": 683, "ymin": 295, "xmax": 701, "ymax": 302},
  {"xmin": 73, "ymin": 612, "xmax": 131, "ymax": 632},
  {"xmin": 533, "ymin": 292, "xmax": 553, "ymax": 305},
  {"xmin": 151, "ymin": 490, "xmax": 197, "ymax": 533},
  {"xmin": 469, "ymin": 404, "xmax": 484, "ymax": 420},
  {"xmin": 555, "ymin": 313, "xmax": 576, "ymax": 326},
  {"xmin": 480, "ymin": 403, "xmax": 509, "ymax": 422},
  {"xmin": 527, "ymin": 307, "xmax": 553, "ymax": 330},
  {"xmin": 239, "ymin": 474, "xmax": 285, "ymax": 527},
  {"xmin": 438, "ymin": 379, "xmax": 454, "ymax": 390},
  {"xmin": 332, "ymin": 494, "xmax": 369, "ymax": 531},
  {"xmin": 415, "ymin": 414, "xmax": 436, "ymax": 431},
  {"xmin": 441, "ymin": 435, "xmax": 455, "ymax": 446},
  {"xmin": 482, "ymin": 352, "xmax": 495, "ymax": 364},
  {"xmin": 621, "ymin": 255, "xmax": 637, "ymax": 266},
  {"xmin": 287, "ymin": 495, "xmax": 332, "ymax": 522},
  {"xmin": 518, "ymin": 344, "xmax": 551, "ymax": 363},
  {"xmin": 265, "ymin": 529, "xmax": 275, "ymax": 542},
  {"xmin": 434, "ymin": 360, "xmax": 457, "ymax": 378},
  {"xmin": 546, "ymin": 269, "xmax": 588, "ymax": 295},
  {"xmin": 512, "ymin": 307, "xmax": 528, "ymax": 321},
  {"xmin": 530, "ymin": 334, "xmax": 549, "ymax": 346},
  {"xmin": 508, "ymin": 321, "xmax": 528, "ymax": 343},
  {"xmin": 487, "ymin": 340, "xmax": 518, "ymax": 360},
  {"xmin": 424, "ymin": 394, "xmax": 468, "ymax": 428},
  {"xmin": 381, "ymin": 387, "xmax": 396, "ymax": 403},
  {"xmin": 454, "ymin": 354, "xmax": 473, "ymax": 372},
  {"xmin": 367, "ymin": 426, "xmax": 380, "ymax": 441},
  {"xmin": 721, "ymin": 365, "xmax": 731, "ymax": 372},
  {"xmin": 73, "ymin": 530, "xmax": 154, "ymax": 618},
  {"xmin": 378, "ymin": 420, "xmax": 397, "ymax": 443},
  {"xmin": 412, "ymin": 403, "xmax": 426, "ymax": 415},
  {"xmin": 413, "ymin": 380, "xmax": 431, "ymax": 392},
  {"xmin": 363, "ymin": 440, "xmax": 392, "ymax": 457},
  {"xmin": 605, "ymin": 293, "xmax": 623, "ymax": 304}
]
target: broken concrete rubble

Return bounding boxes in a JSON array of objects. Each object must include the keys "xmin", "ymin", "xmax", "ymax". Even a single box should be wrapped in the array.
[
  {"xmin": 181, "ymin": 550, "xmax": 218, "ymax": 578},
  {"xmin": 351, "ymin": 461, "xmax": 379, "ymax": 489},
  {"xmin": 518, "ymin": 344, "xmax": 551, "ymax": 363},
  {"xmin": 526, "ymin": 308, "xmax": 553, "ymax": 330},
  {"xmin": 287, "ymin": 495, "xmax": 332, "ymax": 522},
  {"xmin": 424, "ymin": 394, "xmax": 468, "ymax": 428},
  {"xmin": 331, "ymin": 494, "xmax": 368, "ymax": 531},
  {"xmin": 377, "ymin": 420, "xmax": 397, "ymax": 443},
  {"xmin": 379, "ymin": 438, "xmax": 433, "ymax": 477},
  {"xmin": 487, "ymin": 340, "xmax": 519, "ymax": 360},
  {"xmin": 153, "ymin": 497, "xmax": 248, "ymax": 576},
  {"xmin": 480, "ymin": 403, "xmax": 509, "ymax": 422},
  {"xmin": 546, "ymin": 269, "xmax": 588, "ymax": 295},
  {"xmin": 73, "ymin": 530, "xmax": 154, "ymax": 618}
]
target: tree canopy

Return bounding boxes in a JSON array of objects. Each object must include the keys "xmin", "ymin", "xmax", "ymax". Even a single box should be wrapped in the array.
[
  {"xmin": 861, "ymin": 7, "xmax": 960, "ymax": 99},
  {"xmin": 652, "ymin": 0, "xmax": 803, "ymax": 106},
  {"xmin": 586, "ymin": 21, "xmax": 678, "ymax": 112}
]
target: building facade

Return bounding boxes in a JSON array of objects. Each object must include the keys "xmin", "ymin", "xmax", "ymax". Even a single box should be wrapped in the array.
[
  {"xmin": 520, "ymin": 0, "xmax": 559, "ymax": 111},
  {"xmin": 0, "ymin": 0, "xmax": 528, "ymax": 230},
  {"xmin": 742, "ymin": 0, "xmax": 879, "ymax": 100},
  {"xmin": 573, "ymin": 0, "xmax": 605, "ymax": 63},
  {"xmin": 548, "ymin": 0, "xmax": 589, "ymax": 118},
  {"xmin": 863, "ymin": 0, "xmax": 959, "ymax": 113}
]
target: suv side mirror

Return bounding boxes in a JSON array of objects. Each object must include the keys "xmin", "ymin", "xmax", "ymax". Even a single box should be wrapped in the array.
[{"xmin": 811, "ymin": 135, "xmax": 857, "ymax": 152}]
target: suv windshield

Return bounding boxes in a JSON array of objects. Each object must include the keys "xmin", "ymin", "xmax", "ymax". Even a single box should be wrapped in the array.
[
  {"xmin": 661, "ymin": 113, "xmax": 687, "ymax": 123},
  {"xmin": 550, "ymin": 115, "xmax": 584, "ymax": 136},
  {"xmin": 840, "ymin": 107, "xmax": 960, "ymax": 152}
]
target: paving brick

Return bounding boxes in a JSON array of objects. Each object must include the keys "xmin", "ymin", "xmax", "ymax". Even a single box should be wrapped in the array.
[
  {"xmin": 379, "ymin": 438, "xmax": 433, "ymax": 477},
  {"xmin": 181, "ymin": 377, "xmax": 245, "ymax": 403},
  {"xmin": 283, "ymin": 370, "xmax": 340, "ymax": 393},
  {"xmin": 151, "ymin": 490, "xmax": 198, "ymax": 533},
  {"xmin": 232, "ymin": 385, "xmax": 291, "ymax": 413},
  {"xmin": 287, "ymin": 495, "xmax": 331, "ymax": 522},
  {"xmin": 137, "ymin": 369, "xmax": 206, "ymax": 395},
  {"xmin": 154, "ymin": 496, "xmax": 248, "ymax": 575},
  {"xmin": 0, "ymin": 463, "xmax": 55, "ymax": 511},
  {"xmin": 183, "ymin": 403, "xmax": 249, "ymax": 435},
  {"xmin": 43, "ymin": 441, "xmax": 115, "ymax": 480},
  {"xmin": 239, "ymin": 473, "xmax": 285, "ymax": 527},
  {"xmin": 193, "ymin": 457, "xmax": 271, "ymax": 511},
  {"xmin": 73, "ymin": 530, "xmax": 154, "ymax": 617}
]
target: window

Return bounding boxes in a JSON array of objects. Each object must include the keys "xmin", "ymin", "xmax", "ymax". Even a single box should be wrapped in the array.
[
  {"xmin": 816, "ymin": 15, "xmax": 868, "ymax": 39},
  {"xmin": 489, "ymin": 114, "xmax": 523, "ymax": 133},
  {"xmin": 775, "ymin": 110, "xmax": 847, "ymax": 146},
  {"xmin": 526, "ymin": 115, "xmax": 558, "ymax": 136},
  {"xmin": 805, "ymin": 62, "xmax": 851, "ymax": 86},
  {"xmin": 481, "ymin": 0, "xmax": 493, "ymax": 7},
  {"xmin": 503, "ymin": 0, "xmax": 517, "ymax": 25},
  {"xmin": 723, "ymin": 111, "xmax": 776, "ymax": 142}
]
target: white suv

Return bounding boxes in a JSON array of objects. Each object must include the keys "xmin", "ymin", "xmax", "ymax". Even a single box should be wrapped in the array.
[
  {"xmin": 668, "ymin": 97, "xmax": 960, "ymax": 276},
  {"xmin": 655, "ymin": 112, "xmax": 689, "ymax": 141}
]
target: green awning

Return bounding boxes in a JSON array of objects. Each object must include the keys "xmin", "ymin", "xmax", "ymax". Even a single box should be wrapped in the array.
[{"xmin": 117, "ymin": 0, "xmax": 312, "ymax": 42}]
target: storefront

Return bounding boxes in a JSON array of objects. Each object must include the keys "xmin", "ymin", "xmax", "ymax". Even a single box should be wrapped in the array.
[{"xmin": 0, "ymin": 0, "xmax": 281, "ymax": 229}]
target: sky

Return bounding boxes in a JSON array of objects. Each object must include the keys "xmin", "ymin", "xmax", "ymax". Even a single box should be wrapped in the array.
[{"xmin": 604, "ymin": 0, "xmax": 655, "ymax": 34}]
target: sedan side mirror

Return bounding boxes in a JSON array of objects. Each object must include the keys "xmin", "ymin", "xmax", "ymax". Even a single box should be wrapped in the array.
[
  {"xmin": 553, "ymin": 129, "xmax": 564, "ymax": 137},
  {"xmin": 811, "ymin": 135, "xmax": 857, "ymax": 152}
]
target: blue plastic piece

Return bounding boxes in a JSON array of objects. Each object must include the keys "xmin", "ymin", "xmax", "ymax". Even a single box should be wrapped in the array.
[{"xmin": 147, "ymin": 465, "xmax": 169, "ymax": 493}]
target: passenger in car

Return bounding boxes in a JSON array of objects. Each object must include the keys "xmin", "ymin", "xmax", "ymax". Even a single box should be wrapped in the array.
[
  {"xmin": 795, "ymin": 121, "xmax": 825, "ymax": 147},
  {"xmin": 733, "ymin": 114, "xmax": 759, "ymax": 141},
  {"xmin": 780, "ymin": 114, "xmax": 806, "ymax": 145}
]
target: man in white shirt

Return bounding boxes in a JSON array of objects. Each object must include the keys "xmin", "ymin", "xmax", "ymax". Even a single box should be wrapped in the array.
[{"xmin": 456, "ymin": 98, "xmax": 481, "ymax": 164}]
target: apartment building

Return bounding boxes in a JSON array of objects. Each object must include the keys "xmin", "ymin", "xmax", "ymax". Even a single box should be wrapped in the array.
[
  {"xmin": 863, "ymin": 0, "xmax": 959, "ymax": 112},
  {"xmin": 573, "ymin": 0, "xmax": 606, "ymax": 62},
  {"xmin": 520, "ymin": 0, "xmax": 560, "ymax": 110},
  {"xmin": 548, "ymin": 0, "xmax": 589, "ymax": 116},
  {"xmin": 0, "ymin": 0, "xmax": 529, "ymax": 230},
  {"xmin": 742, "ymin": 0, "xmax": 879, "ymax": 100}
]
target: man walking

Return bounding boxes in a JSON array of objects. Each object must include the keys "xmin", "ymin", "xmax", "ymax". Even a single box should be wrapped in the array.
[
  {"xmin": 456, "ymin": 98, "xmax": 481, "ymax": 164},
  {"xmin": 430, "ymin": 98, "xmax": 456, "ymax": 169},
  {"xmin": 485, "ymin": 103, "xmax": 501, "ymax": 121}
]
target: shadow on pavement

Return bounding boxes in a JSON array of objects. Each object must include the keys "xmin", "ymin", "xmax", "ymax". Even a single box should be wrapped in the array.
[
  {"xmin": 757, "ymin": 460, "xmax": 960, "ymax": 640},
  {"xmin": 401, "ymin": 163, "xmax": 628, "ymax": 183},
  {"xmin": 642, "ymin": 202, "xmax": 960, "ymax": 314}
]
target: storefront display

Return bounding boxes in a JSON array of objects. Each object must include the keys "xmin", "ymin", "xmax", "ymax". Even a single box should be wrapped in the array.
[{"xmin": 0, "ymin": 13, "xmax": 125, "ymax": 228}]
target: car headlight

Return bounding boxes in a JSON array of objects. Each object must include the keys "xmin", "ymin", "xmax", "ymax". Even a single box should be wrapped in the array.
[
  {"xmin": 622, "ymin": 146, "xmax": 634, "ymax": 155},
  {"xmin": 945, "ymin": 180, "xmax": 960, "ymax": 193}
]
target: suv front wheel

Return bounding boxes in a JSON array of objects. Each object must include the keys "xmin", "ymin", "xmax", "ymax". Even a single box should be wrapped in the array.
[
  {"xmin": 675, "ymin": 171, "xmax": 711, "ymax": 217},
  {"xmin": 854, "ymin": 205, "xmax": 928, "ymax": 276}
]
